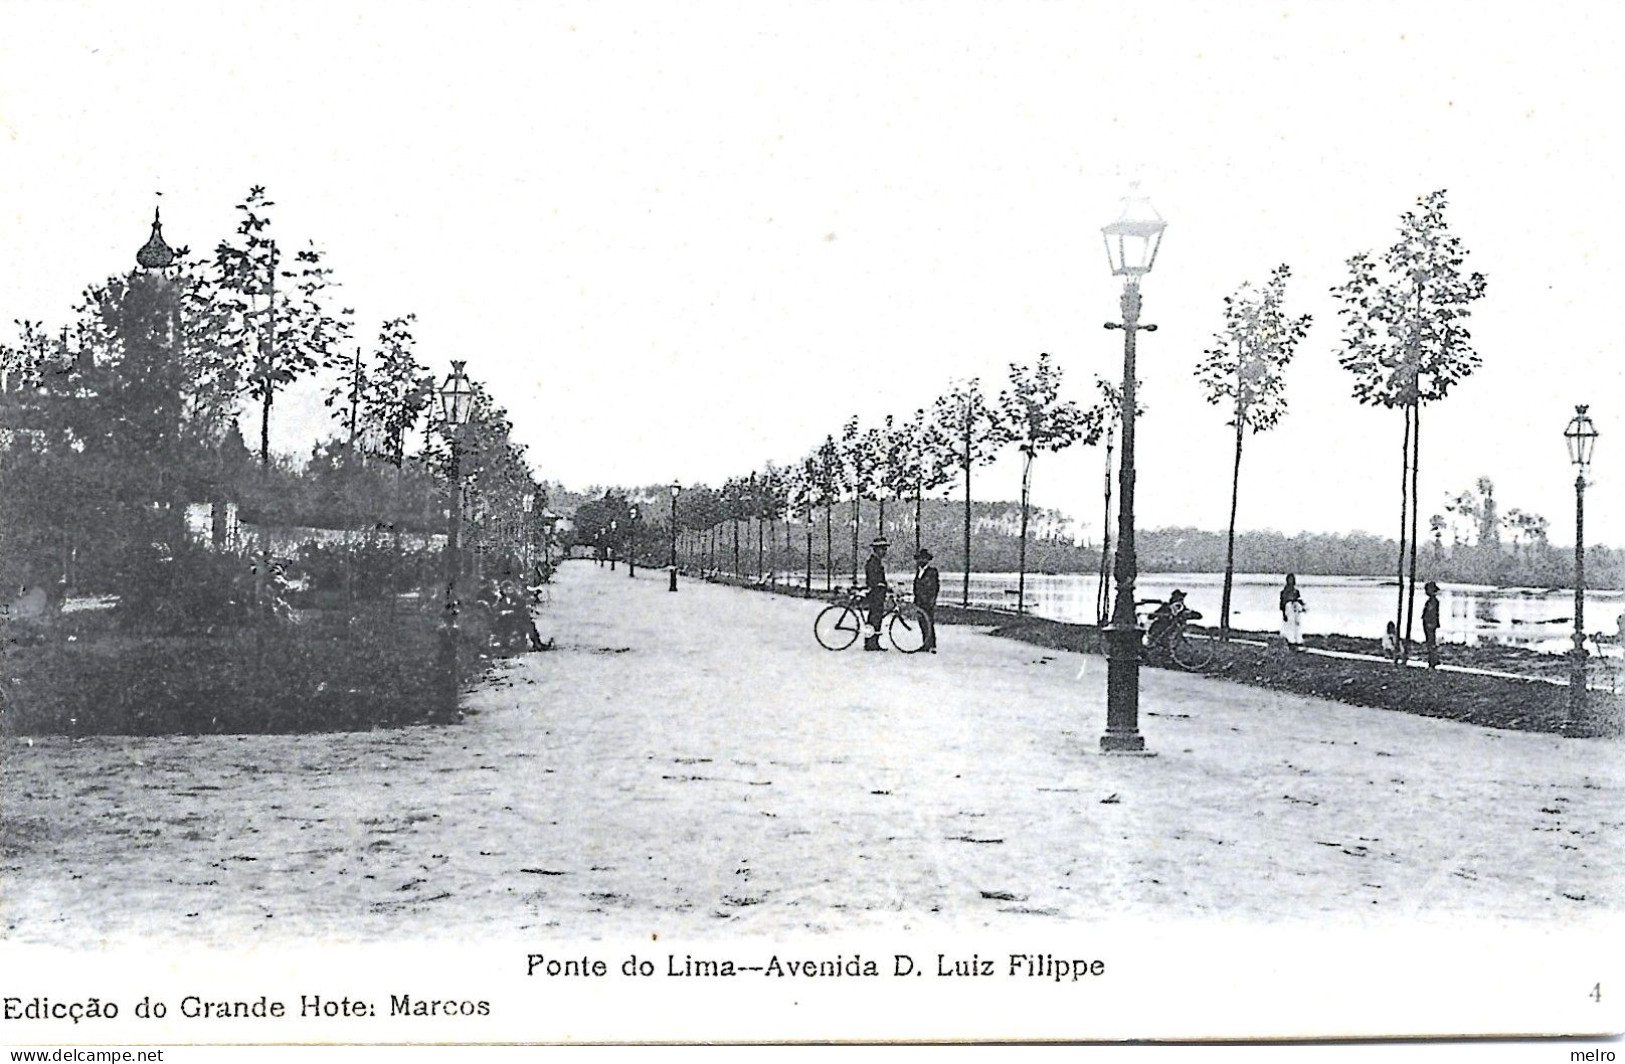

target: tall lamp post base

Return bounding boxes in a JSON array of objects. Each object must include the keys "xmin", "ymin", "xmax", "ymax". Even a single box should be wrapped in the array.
[
  {"xmin": 1098, "ymin": 623, "xmax": 1150, "ymax": 750},
  {"xmin": 1568, "ymin": 647, "xmax": 1588, "ymax": 722},
  {"xmin": 1100, "ymin": 622, "xmax": 1149, "ymax": 753}
]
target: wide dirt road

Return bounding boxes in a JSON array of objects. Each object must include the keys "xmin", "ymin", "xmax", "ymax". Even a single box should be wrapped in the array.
[{"xmin": 2, "ymin": 561, "xmax": 1621, "ymax": 944}]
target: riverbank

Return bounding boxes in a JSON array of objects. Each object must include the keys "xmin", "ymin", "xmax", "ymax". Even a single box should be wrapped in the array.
[
  {"xmin": 689, "ymin": 568, "xmax": 1622, "ymax": 738},
  {"xmin": 987, "ymin": 616, "xmax": 1621, "ymax": 739}
]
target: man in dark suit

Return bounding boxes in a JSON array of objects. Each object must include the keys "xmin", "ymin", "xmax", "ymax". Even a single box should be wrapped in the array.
[
  {"xmin": 863, "ymin": 537, "xmax": 889, "ymax": 651},
  {"xmin": 913, "ymin": 547, "xmax": 940, "ymax": 653}
]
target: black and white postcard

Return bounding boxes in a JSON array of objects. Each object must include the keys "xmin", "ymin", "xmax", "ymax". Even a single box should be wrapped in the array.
[{"xmin": 2, "ymin": 0, "xmax": 1621, "ymax": 1053}]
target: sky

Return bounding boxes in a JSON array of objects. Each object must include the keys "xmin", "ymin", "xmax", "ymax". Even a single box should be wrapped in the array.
[{"xmin": 1, "ymin": 0, "xmax": 1620, "ymax": 544}]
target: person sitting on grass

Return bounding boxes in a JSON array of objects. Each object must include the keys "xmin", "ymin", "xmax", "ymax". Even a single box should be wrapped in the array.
[{"xmin": 1382, "ymin": 621, "xmax": 1400, "ymax": 663}]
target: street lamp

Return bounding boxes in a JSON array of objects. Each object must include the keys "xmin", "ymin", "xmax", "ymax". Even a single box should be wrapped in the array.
[
  {"xmin": 522, "ymin": 493, "xmax": 535, "ymax": 577},
  {"xmin": 610, "ymin": 519, "xmax": 618, "ymax": 571},
  {"xmin": 437, "ymin": 360, "xmax": 475, "ymax": 720},
  {"xmin": 628, "ymin": 505, "xmax": 639, "ymax": 578},
  {"xmin": 1565, "ymin": 404, "xmax": 1599, "ymax": 717},
  {"xmin": 1098, "ymin": 185, "xmax": 1165, "ymax": 755},
  {"xmin": 669, "ymin": 481, "xmax": 681, "ymax": 592}
]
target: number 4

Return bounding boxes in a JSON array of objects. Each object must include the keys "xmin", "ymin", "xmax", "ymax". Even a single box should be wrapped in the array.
[{"xmin": 1591, "ymin": 983, "xmax": 1602, "ymax": 1003}]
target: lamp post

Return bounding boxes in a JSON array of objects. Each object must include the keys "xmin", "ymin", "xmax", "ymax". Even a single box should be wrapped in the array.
[
  {"xmin": 610, "ymin": 519, "xmax": 618, "ymax": 571},
  {"xmin": 1564, "ymin": 405, "xmax": 1599, "ymax": 718},
  {"xmin": 669, "ymin": 481, "xmax": 681, "ymax": 592},
  {"xmin": 628, "ymin": 505, "xmax": 639, "ymax": 578},
  {"xmin": 522, "ymin": 492, "xmax": 535, "ymax": 576},
  {"xmin": 540, "ymin": 513, "xmax": 559, "ymax": 571},
  {"xmin": 1098, "ymin": 185, "xmax": 1166, "ymax": 755},
  {"xmin": 437, "ymin": 360, "xmax": 475, "ymax": 720}
]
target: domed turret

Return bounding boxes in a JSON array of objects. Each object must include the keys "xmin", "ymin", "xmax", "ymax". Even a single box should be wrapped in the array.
[{"xmin": 136, "ymin": 206, "xmax": 174, "ymax": 269}]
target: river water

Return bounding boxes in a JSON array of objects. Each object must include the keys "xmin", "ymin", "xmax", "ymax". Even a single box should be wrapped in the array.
[{"xmin": 936, "ymin": 570, "xmax": 1625, "ymax": 653}]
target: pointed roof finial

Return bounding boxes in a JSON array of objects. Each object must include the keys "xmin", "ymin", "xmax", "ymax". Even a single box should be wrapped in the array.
[{"xmin": 137, "ymin": 202, "xmax": 175, "ymax": 269}]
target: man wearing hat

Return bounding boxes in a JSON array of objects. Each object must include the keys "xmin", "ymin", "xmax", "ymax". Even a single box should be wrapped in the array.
[
  {"xmin": 913, "ymin": 546, "xmax": 940, "ymax": 653},
  {"xmin": 863, "ymin": 536, "xmax": 890, "ymax": 651},
  {"xmin": 1422, "ymin": 580, "xmax": 1442, "ymax": 669}
]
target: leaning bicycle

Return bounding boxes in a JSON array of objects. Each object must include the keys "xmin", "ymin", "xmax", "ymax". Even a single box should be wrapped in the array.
[
  {"xmin": 814, "ymin": 586, "xmax": 929, "ymax": 653},
  {"xmin": 1137, "ymin": 597, "xmax": 1215, "ymax": 671}
]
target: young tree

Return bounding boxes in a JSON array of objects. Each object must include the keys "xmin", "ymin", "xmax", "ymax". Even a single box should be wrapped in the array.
[
  {"xmin": 214, "ymin": 186, "xmax": 340, "ymax": 466},
  {"xmin": 322, "ymin": 313, "xmax": 369, "ymax": 464},
  {"xmin": 367, "ymin": 315, "xmax": 433, "ymax": 469},
  {"xmin": 1332, "ymin": 190, "xmax": 1487, "ymax": 654},
  {"xmin": 815, "ymin": 433, "xmax": 845, "ymax": 591},
  {"xmin": 881, "ymin": 406, "xmax": 954, "ymax": 555},
  {"xmin": 723, "ymin": 475, "xmax": 746, "ymax": 576},
  {"xmin": 761, "ymin": 464, "xmax": 788, "ymax": 584},
  {"xmin": 932, "ymin": 378, "xmax": 999, "ymax": 607},
  {"xmin": 1195, "ymin": 265, "xmax": 1312, "ymax": 639},
  {"xmin": 840, "ymin": 416, "xmax": 879, "ymax": 583},
  {"xmin": 792, "ymin": 454, "xmax": 820, "ymax": 594},
  {"xmin": 994, "ymin": 353, "xmax": 1102, "ymax": 615}
]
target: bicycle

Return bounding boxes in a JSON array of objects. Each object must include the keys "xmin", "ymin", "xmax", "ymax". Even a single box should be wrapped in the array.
[
  {"xmin": 1136, "ymin": 598, "xmax": 1215, "ymax": 671},
  {"xmin": 814, "ymin": 586, "xmax": 929, "ymax": 653}
]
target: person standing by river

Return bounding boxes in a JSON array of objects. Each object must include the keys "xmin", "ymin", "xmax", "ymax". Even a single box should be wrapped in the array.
[
  {"xmin": 1280, "ymin": 574, "xmax": 1306, "ymax": 650},
  {"xmin": 1423, "ymin": 581, "xmax": 1442, "ymax": 669}
]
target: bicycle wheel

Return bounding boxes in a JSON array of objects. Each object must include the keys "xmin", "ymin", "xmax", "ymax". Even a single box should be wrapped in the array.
[
  {"xmin": 887, "ymin": 605, "xmax": 928, "ymax": 654},
  {"xmin": 815, "ymin": 604, "xmax": 863, "ymax": 651},
  {"xmin": 1170, "ymin": 630, "xmax": 1215, "ymax": 671}
]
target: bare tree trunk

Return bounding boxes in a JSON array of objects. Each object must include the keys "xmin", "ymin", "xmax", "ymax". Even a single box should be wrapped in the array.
[
  {"xmin": 962, "ymin": 460, "xmax": 972, "ymax": 609},
  {"xmin": 851, "ymin": 497, "xmax": 861, "ymax": 585},
  {"xmin": 1016, "ymin": 449, "xmax": 1033, "ymax": 614},
  {"xmin": 1395, "ymin": 405, "xmax": 1413, "ymax": 660},
  {"xmin": 259, "ymin": 246, "xmax": 278, "ymax": 467},
  {"xmin": 1221, "ymin": 413, "xmax": 1244, "ymax": 641},
  {"xmin": 804, "ymin": 505, "xmax": 813, "ymax": 596},
  {"xmin": 824, "ymin": 501, "xmax": 832, "ymax": 591},
  {"xmin": 914, "ymin": 488, "xmax": 923, "ymax": 555},
  {"xmin": 1404, "ymin": 402, "xmax": 1422, "ymax": 647}
]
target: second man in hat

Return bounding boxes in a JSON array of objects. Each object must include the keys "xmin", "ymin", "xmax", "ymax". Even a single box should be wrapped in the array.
[{"xmin": 913, "ymin": 547, "xmax": 939, "ymax": 653}]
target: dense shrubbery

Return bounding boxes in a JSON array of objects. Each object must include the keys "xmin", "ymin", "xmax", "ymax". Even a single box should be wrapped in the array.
[
  {"xmin": 289, "ymin": 540, "xmax": 442, "ymax": 601},
  {"xmin": 111, "ymin": 545, "xmax": 257, "ymax": 633},
  {"xmin": 1, "ymin": 601, "xmax": 468, "ymax": 736}
]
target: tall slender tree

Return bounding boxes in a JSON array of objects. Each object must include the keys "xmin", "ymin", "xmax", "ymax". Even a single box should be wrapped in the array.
[
  {"xmin": 1332, "ymin": 190, "xmax": 1487, "ymax": 655},
  {"xmin": 214, "ymin": 186, "xmax": 338, "ymax": 465},
  {"xmin": 840, "ymin": 416, "xmax": 878, "ymax": 583},
  {"xmin": 932, "ymin": 378, "xmax": 999, "ymax": 607},
  {"xmin": 994, "ymin": 353, "xmax": 1101, "ymax": 615},
  {"xmin": 1195, "ymin": 265, "xmax": 1312, "ymax": 639},
  {"xmin": 815, "ymin": 433, "xmax": 845, "ymax": 591},
  {"xmin": 367, "ymin": 314, "xmax": 434, "ymax": 468},
  {"xmin": 794, "ymin": 454, "xmax": 820, "ymax": 594}
]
